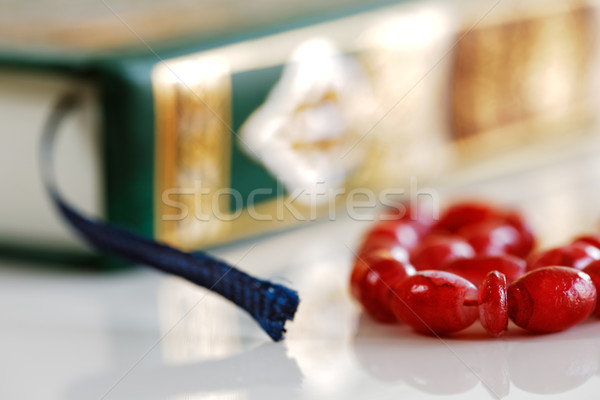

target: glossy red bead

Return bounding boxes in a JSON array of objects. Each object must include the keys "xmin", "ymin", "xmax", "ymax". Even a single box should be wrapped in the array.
[
  {"xmin": 507, "ymin": 266, "xmax": 597, "ymax": 333},
  {"xmin": 479, "ymin": 271, "xmax": 508, "ymax": 337},
  {"xmin": 390, "ymin": 271, "xmax": 479, "ymax": 335},
  {"xmin": 410, "ymin": 235, "xmax": 475, "ymax": 270},
  {"xmin": 572, "ymin": 233, "xmax": 600, "ymax": 250},
  {"xmin": 457, "ymin": 219, "xmax": 522, "ymax": 256},
  {"xmin": 364, "ymin": 220, "xmax": 425, "ymax": 252},
  {"xmin": 527, "ymin": 243, "xmax": 600, "ymax": 271},
  {"xmin": 351, "ymin": 247, "xmax": 406, "ymax": 300},
  {"xmin": 350, "ymin": 250, "xmax": 416, "ymax": 322},
  {"xmin": 441, "ymin": 254, "xmax": 526, "ymax": 287},
  {"xmin": 503, "ymin": 211, "xmax": 536, "ymax": 257},
  {"xmin": 582, "ymin": 260, "xmax": 600, "ymax": 317},
  {"xmin": 350, "ymin": 255, "xmax": 371, "ymax": 301},
  {"xmin": 434, "ymin": 201, "xmax": 502, "ymax": 233},
  {"xmin": 382, "ymin": 202, "xmax": 436, "ymax": 228},
  {"xmin": 358, "ymin": 236, "xmax": 410, "ymax": 264},
  {"xmin": 361, "ymin": 265, "xmax": 416, "ymax": 323}
]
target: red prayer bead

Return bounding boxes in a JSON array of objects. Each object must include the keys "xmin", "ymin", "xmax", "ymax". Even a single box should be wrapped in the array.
[
  {"xmin": 527, "ymin": 243, "xmax": 600, "ymax": 271},
  {"xmin": 479, "ymin": 271, "xmax": 508, "ymax": 337},
  {"xmin": 358, "ymin": 236, "xmax": 410, "ymax": 264},
  {"xmin": 507, "ymin": 267, "xmax": 597, "ymax": 333},
  {"xmin": 410, "ymin": 235, "xmax": 475, "ymax": 270},
  {"xmin": 350, "ymin": 255, "xmax": 371, "ymax": 301},
  {"xmin": 364, "ymin": 220, "xmax": 425, "ymax": 252},
  {"xmin": 503, "ymin": 211, "xmax": 536, "ymax": 258},
  {"xmin": 457, "ymin": 219, "xmax": 522, "ymax": 256},
  {"xmin": 582, "ymin": 260, "xmax": 600, "ymax": 317},
  {"xmin": 351, "ymin": 248, "xmax": 405, "ymax": 301},
  {"xmin": 383, "ymin": 202, "xmax": 436, "ymax": 228},
  {"xmin": 390, "ymin": 271, "xmax": 479, "ymax": 335},
  {"xmin": 434, "ymin": 201, "xmax": 501, "ymax": 233},
  {"xmin": 441, "ymin": 254, "xmax": 526, "ymax": 287},
  {"xmin": 350, "ymin": 250, "xmax": 416, "ymax": 322},
  {"xmin": 572, "ymin": 233, "xmax": 600, "ymax": 250}
]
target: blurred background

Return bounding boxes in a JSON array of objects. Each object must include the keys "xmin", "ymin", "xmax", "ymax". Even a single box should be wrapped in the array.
[{"xmin": 2, "ymin": 0, "xmax": 600, "ymax": 253}]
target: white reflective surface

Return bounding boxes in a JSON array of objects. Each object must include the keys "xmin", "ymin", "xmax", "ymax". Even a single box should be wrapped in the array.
[{"xmin": 4, "ymin": 137, "xmax": 600, "ymax": 399}]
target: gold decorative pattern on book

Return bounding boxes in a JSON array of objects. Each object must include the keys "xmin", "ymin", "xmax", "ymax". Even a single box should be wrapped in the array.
[{"xmin": 152, "ymin": 56, "xmax": 232, "ymax": 248}]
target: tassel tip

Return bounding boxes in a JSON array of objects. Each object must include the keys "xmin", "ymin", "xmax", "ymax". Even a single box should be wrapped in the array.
[{"xmin": 258, "ymin": 285, "xmax": 300, "ymax": 342}]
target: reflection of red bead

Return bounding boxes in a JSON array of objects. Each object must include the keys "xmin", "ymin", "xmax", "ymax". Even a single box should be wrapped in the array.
[
  {"xmin": 458, "ymin": 220, "xmax": 521, "ymax": 256},
  {"xmin": 507, "ymin": 267, "xmax": 597, "ymax": 333},
  {"xmin": 390, "ymin": 271, "xmax": 479, "ymax": 335},
  {"xmin": 434, "ymin": 202, "xmax": 501, "ymax": 233},
  {"xmin": 583, "ymin": 260, "xmax": 600, "ymax": 317},
  {"xmin": 479, "ymin": 271, "xmax": 508, "ymax": 337},
  {"xmin": 441, "ymin": 254, "xmax": 526, "ymax": 287},
  {"xmin": 527, "ymin": 243, "xmax": 600, "ymax": 271},
  {"xmin": 410, "ymin": 235, "xmax": 475, "ymax": 270}
]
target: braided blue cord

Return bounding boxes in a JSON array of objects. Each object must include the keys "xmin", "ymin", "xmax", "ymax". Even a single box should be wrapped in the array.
[{"xmin": 41, "ymin": 93, "xmax": 299, "ymax": 341}]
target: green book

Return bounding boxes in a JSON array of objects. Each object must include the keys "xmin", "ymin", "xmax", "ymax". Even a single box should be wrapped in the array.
[{"xmin": 0, "ymin": 0, "xmax": 596, "ymax": 267}]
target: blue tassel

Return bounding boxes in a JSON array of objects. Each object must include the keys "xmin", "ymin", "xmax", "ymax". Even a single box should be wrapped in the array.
[{"xmin": 41, "ymin": 93, "xmax": 299, "ymax": 341}]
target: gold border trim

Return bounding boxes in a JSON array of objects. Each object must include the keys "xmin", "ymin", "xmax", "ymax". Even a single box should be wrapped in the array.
[{"xmin": 152, "ymin": 56, "xmax": 232, "ymax": 248}]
